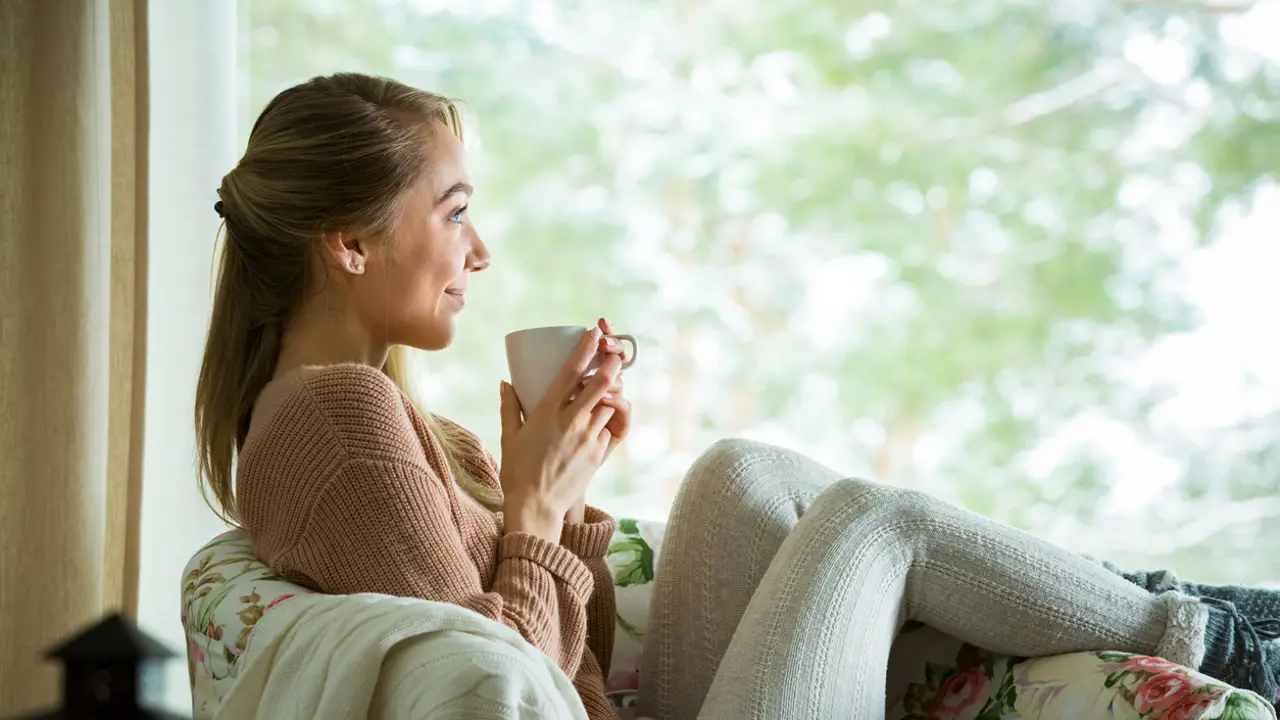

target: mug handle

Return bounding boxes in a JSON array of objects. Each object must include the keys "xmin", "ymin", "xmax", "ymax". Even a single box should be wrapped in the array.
[{"xmin": 608, "ymin": 334, "xmax": 638, "ymax": 369}]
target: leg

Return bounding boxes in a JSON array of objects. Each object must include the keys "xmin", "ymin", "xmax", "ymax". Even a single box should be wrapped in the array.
[
  {"xmin": 698, "ymin": 477, "xmax": 1212, "ymax": 719},
  {"xmin": 639, "ymin": 440, "xmax": 842, "ymax": 719}
]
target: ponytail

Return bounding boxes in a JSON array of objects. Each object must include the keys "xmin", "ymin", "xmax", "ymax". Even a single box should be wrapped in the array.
[{"xmin": 194, "ymin": 225, "xmax": 286, "ymax": 523}]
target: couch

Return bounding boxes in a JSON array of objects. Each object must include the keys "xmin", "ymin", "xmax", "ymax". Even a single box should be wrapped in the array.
[{"xmin": 182, "ymin": 520, "xmax": 1275, "ymax": 719}]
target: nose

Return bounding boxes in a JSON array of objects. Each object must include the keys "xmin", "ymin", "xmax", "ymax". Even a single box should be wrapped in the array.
[{"xmin": 465, "ymin": 226, "xmax": 491, "ymax": 273}]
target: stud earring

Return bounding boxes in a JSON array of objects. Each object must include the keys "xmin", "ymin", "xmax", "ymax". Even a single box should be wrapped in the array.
[{"xmin": 349, "ymin": 260, "xmax": 362, "ymax": 273}]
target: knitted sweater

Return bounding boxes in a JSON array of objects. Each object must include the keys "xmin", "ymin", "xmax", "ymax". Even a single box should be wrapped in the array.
[{"xmin": 235, "ymin": 363, "xmax": 618, "ymax": 719}]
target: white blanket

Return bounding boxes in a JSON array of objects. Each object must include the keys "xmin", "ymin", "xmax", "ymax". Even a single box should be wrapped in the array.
[{"xmin": 214, "ymin": 593, "xmax": 588, "ymax": 720}]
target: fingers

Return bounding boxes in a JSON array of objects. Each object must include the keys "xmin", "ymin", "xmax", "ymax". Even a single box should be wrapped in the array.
[
  {"xmin": 604, "ymin": 427, "xmax": 623, "ymax": 459},
  {"xmin": 596, "ymin": 318, "xmax": 628, "ymax": 358},
  {"xmin": 499, "ymin": 381, "xmax": 523, "ymax": 442},
  {"xmin": 600, "ymin": 394, "xmax": 631, "ymax": 439},
  {"xmin": 597, "ymin": 360, "xmax": 630, "ymax": 459},
  {"xmin": 588, "ymin": 402, "xmax": 616, "ymax": 437},
  {"xmin": 598, "ymin": 334, "xmax": 627, "ymax": 357},
  {"xmin": 544, "ymin": 327, "xmax": 603, "ymax": 408},
  {"xmin": 596, "ymin": 393, "xmax": 626, "ymax": 410},
  {"xmin": 566, "ymin": 353, "xmax": 622, "ymax": 419}
]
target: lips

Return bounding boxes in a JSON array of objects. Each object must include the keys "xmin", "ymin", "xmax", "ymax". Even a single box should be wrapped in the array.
[{"xmin": 444, "ymin": 288, "xmax": 466, "ymax": 307}]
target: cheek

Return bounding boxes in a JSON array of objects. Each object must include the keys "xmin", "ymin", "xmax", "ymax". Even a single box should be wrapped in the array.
[{"xmin": 396, "ymin": 231, "xmax": 459, "ymax": 299}]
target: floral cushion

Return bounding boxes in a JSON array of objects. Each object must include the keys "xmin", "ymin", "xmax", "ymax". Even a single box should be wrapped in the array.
[
  {"xmin": 183, "ymin": 522, "xmax": 1272, "ymax": 720},
  {"xmin": 181, "ymin": 530, "xmax": 299, "ymax": 718},
  {"xmin": 601, "ymin": 518, "xmax": 665, "ymax": 715},
  {"xmin": 885, "ymin": 623, "xmax": 1275, "ymax": 720}
]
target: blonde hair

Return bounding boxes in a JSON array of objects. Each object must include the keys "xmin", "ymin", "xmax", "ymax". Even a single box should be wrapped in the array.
[{"xmin": 195, "ymin": 72, "xmax": 501, "ymax": 524}]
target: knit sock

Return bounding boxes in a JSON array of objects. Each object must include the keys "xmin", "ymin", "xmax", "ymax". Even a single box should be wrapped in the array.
[
  {"xmin": 1200, "ymin": 602, "xmax": 1280, "ymax": 704},
  {"xmin": 1100, "ymin": 561, "xmax": 1280, "ymax": 702}
]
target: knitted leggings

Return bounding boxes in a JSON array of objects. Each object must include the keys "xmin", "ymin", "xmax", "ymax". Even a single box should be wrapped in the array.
[{"xmin": 638, "ymin": 440, "xmax": 1211, "ymax": 719}]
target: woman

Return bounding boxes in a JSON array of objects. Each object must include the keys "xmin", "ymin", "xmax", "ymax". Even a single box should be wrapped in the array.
[{"xmin": 195, "ymin": 72, "xmax": 1279, "ymax": 719}]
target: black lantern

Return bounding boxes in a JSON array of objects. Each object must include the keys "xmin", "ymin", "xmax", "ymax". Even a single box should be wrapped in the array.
[{"xmin": 19, "ymin": 613, "xmax": 189, "ymax": 719}]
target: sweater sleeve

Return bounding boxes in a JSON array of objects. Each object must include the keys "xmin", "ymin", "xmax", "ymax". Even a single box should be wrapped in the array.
[
  {"xmin": 560, "ymin": 505, "xmax": 617, "ymax": 679},
  {"xmin": 285, "ymin": 457, "xmax": 597, "ymax": 678}
]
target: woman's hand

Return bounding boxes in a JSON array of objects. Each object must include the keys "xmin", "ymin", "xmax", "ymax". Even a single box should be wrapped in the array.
[
  {"xmin": 594, "ymin": 318, "xmax": 633, "ymax": 459},
  {"xmin": 563, "ymin": 318, "xmax": 633, "ymax": 524},
  {"xmin": 499, "ymin": 327, "xmax": 623, "ymax": 543}
]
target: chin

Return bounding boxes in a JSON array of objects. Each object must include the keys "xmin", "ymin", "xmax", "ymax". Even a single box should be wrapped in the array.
[{"xmin": 403, "ymin": 321, "xmax": 456, "ymax": 352}]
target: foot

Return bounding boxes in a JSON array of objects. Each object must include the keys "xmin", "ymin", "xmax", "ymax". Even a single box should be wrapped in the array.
[
  {"xmin": 1200, "ymin": 598, "xmax": 1280, "ymax": 705},
  {"xmin": 1102, "ymin": 562, "xmax": 1280, "ymax": 704}
]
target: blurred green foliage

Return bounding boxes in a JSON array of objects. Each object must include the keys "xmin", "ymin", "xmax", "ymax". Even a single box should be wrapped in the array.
[{"xmin": 242, "ymin": 0, "xmax": 1280, "ymax": 583}]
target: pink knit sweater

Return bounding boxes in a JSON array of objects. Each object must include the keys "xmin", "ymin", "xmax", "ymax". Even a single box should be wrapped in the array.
[{"xmin": 236, "ymin": 363, "xmax": 617, "ymax": 718}]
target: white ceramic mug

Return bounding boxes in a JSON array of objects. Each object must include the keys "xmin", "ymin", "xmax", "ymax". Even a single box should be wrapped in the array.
[{"xmin": 505, "ymin": 325, "xmax": 638, "ymax": 416}]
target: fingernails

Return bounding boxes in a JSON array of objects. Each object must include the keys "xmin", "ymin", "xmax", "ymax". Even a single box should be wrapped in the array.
[
  {"xmin": 604, "ymin": 336, "xmax": 619, "ymax": 349},
  {"xmin": 589, "ymin": 327, "xmax": 602, "ymax": 341}
]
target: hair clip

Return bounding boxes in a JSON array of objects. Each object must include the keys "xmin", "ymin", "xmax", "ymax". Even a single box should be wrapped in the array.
[{"xmin": 214, "ymin": 200, "xmax": 225, "ymax": 218}]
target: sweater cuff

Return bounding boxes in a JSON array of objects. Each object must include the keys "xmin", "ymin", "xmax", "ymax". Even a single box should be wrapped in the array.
[
  {"xmin": 500, "ymin": 532, "xmax": 594, "ymax": 599},
  {"xmin": 560, "ymin": 506, "xmax": 616, "ymax": 558}
]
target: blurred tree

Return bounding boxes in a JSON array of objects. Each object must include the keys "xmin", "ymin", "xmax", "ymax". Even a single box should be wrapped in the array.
[{"xmin": 239, "ymin": 0, "xmax": 1280, "ymax": 583}]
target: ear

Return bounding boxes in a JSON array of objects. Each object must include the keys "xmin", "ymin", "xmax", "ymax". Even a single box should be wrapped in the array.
[{"xmin": 320, "ymin": 231, "xmax": 367, "ymax": 275}]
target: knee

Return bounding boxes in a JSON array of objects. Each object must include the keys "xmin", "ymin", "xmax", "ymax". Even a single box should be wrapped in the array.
[
  {"xmin": 806, "ymin": 478, "xmax": 938, "ymax": 533},
  {"xmin": 685, "ymin": 439, "xmax": 822, "ymax": 492},
  {"xmin": 678, "ymin": 439, "xmax": 787, "ymax": 503},
  {"xmin": 676, "ymin": 439, "xmax": 842, "ymax": 514},
  {"xmin": 690, "ymin": 438, "xmax": 781, "ymax": 475}
]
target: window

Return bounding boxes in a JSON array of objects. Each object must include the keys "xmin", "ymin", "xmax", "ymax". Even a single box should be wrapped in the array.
[{"xmin": 241, "ymin": 0, "xmax": 1280, "ymax": 584}]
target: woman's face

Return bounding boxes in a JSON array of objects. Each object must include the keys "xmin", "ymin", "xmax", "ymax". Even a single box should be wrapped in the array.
[{"xmin": 359, "ymin": 123, "xmax": 490, "ymax": 351}]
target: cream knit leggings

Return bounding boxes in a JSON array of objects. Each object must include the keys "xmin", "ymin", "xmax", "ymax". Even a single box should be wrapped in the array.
[{"xmin": 638, "ymin": 440, "xmax": 1212, "ymax": 719}]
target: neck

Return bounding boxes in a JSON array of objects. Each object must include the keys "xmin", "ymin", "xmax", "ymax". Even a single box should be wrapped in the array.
[{"xmin": 273, "ymin": 303, "xmax": 388, "ymax": 379}]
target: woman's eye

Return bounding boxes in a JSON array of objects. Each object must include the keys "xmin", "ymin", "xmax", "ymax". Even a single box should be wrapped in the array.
[{"xmin": 448, "ymin": 205, "xmax": 468, "ymax": 224}]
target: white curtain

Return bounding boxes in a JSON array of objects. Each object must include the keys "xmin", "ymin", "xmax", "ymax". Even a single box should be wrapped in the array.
[{"xmin": 140, "ymin": 0, "xmax": 241, "ymax": 713}]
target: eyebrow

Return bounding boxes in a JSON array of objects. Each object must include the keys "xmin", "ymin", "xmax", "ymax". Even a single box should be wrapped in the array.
[{"xmin": 435, "ymin": 182, "xmax": 473, "ymax": 205}]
